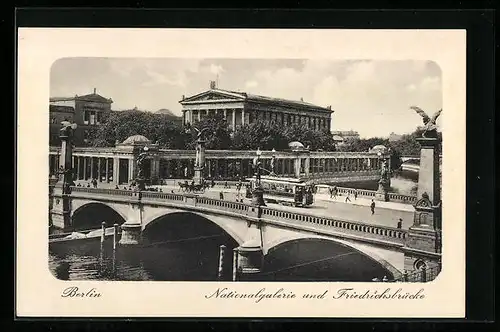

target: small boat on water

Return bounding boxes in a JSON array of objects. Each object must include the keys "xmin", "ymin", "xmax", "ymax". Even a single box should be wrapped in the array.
[{"xmin": 49, "ymin": 227, "xmax": 118, "ymax": 244}]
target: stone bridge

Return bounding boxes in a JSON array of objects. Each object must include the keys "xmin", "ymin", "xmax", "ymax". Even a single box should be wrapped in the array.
[{"xmin": 51, "ymin": 186, "xmax": 441, "ymax": 281}]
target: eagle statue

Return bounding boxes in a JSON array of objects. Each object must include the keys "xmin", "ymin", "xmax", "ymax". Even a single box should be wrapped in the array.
[{"xmin": 410, "ymin": 106, "xmax": 442, "ymax": 138}]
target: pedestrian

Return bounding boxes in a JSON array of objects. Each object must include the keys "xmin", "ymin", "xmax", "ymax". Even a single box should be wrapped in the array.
[
  {"xmin": 345, "ymin": 193, "xmax": 351, "ymax": 203},
  {"xmin": 370, "ymin": 199, "xmax": 376, "ymax": 215},
  {"xmin": 219, "ymin": 191, "xmax": 224, "ymax": 200},
  {"xmin": 329, "ymin": 187, "xmax": 333, "ymax": 199},
  {"xmin": 397, "ymin": 218, "xmax": 402, "ymax": 229},
  {"xmin": 354, "ymin": 189, "xmax": 358, "ymax": 200}
]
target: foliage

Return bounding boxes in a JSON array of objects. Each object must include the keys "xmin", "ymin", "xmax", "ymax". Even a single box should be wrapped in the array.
[
  {"xmin": 231, "ymin": 120, "xmax": 337, "ymax": 151},
  {"xmin": 185, "ymin": 113, "xmax": 233, "ymax": 150},
  {"xmin": 85, "ymin": 110, "xmax": 188, "ymax": 148}
]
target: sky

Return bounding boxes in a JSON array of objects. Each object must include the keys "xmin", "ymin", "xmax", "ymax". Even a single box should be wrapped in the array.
[{"xmin": 50, "ymin": 58, "xmax": 442, "ymax": 138}]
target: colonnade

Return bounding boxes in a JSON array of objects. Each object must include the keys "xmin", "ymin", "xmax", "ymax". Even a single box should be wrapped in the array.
[
  {"xmin": 50, "ymin": 152, "xmax": 384, "ymax": 185},
  {"xmin": 184, "ymin": 108, "xmax": 331, "ymax": 132}
]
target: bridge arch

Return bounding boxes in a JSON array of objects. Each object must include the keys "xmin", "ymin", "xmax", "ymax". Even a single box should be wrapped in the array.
[
  {"xmin": 263, "ymin": 233, "xmax": 402, "ymax": 281},
  {"xmin": 71, "ymin": 201, "xmax": 128, "ymax": 231},
  {"xmin": 142, "ymin": 211, "xmax": 246, "ymax": 246}
]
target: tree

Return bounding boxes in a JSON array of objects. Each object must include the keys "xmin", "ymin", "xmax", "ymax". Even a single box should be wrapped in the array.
[
  {"xmin": 85, "ymin": 110, "xmax": 188, "ymax": 148},
  {"xmin": 232, "ymin": 120, "xmax": 288, "ymax": 150},
  {"xmin": 185, "ymin": 113, "xmax": 233, "ymax": 150}
]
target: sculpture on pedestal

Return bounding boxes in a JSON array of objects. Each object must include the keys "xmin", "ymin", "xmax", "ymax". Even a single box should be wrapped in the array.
[
  {"xmin": 402, "ymin": 107, "xmax": 443, "ymax": 279},
  {"xmin": 410, "ymin": 106, "xmax": 442, "ymax": 138},
  {"xmin": 135, "ymin": 147, "xmax": 149, "ymax": 191},
  {"xmin": 190, "ymin": 126, "xmax": 212, "ymax": 186}
]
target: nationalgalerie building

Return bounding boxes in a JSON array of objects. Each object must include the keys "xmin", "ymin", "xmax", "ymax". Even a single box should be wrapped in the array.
[{"xmin": 180, "ymin": 81, "xmax": 334, "ymax": 132}]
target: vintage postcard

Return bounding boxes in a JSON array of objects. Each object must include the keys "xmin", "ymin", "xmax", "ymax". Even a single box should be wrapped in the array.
[{"xmin": 16, "ymin": 28, "xmax": 466, "ymax": 317}]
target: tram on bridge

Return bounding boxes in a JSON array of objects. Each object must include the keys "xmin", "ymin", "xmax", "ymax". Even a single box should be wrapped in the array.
[{"xmin": 246, "ymin": 175, "xmax": 314, "ymax": 207}]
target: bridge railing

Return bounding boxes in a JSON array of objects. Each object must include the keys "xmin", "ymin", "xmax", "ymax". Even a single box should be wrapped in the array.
[
  {"xmin": 315, "ymin": 184, "xmax": 416, "ymax": 205},
  {"xmin": 392, "ymin": 265, "xmax": 441, "ymax": 283},
  {"xmin": 260, "ymin": 206, "xmax": 407, "ymax": 245},
  {"xmin": 196, "ymin": 197, "xmax": 250, "ymax": 214},
  {"xmin": 141, "ymin": 191, "xmax": 184, "ymax": 202},
  {"xmin": 386, "ymin": 193, "xmax": 417, "ymax": 204},
  {"xmin": 71, "ymin": 186, "xmax": 138, "ymax": 197}
]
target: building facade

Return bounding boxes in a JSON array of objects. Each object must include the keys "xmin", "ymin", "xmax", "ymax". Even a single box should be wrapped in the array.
[
  {"xmin": 49, "ymin": 88, "xmax": 113, "ymax": 146},
  {"xmin": 180, "ymin": 81, "xmax": 333, "ymax": 132}
]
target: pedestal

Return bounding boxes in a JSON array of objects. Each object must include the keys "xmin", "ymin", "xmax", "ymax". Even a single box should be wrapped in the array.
[
  {"xmin": 193, "ymin": 166, "xmax": 204, "ymax": 185},
  {"xmin": 237, "ymin": 245, "xmax": 264, "ymax": 275},
  {"xmin": 251, "ymin": 187, "xmax": 266, "ymax": 206},
  {"xmin": 403, "ymin": 136, "xmax": 442, "ymax": 277},
  {"xmin": 119, "ymin": 223, "xmax": 142, "ymax": 245},
  {"xmin": 375, "ymin": 181, "xmax": 389, "ymax": 202},
  {"xmin": 136, "ymin": 177, "xmax": 146, "ymax": 191},
  {"xmin": 50, "ymin": 184, "xmax": 72, "ymax": 230}
]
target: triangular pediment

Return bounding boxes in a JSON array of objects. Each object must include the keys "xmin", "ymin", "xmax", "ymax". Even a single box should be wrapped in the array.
[{"xmin": 181, "ymin": 89, "xmax": 246, "ymax": 103}]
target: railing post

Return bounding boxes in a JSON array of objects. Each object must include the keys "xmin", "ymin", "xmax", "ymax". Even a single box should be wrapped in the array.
[
  {"xmin": 100, "ymin": 222, "xmax": 106, "ymax": 244},
  {"xmin": 403, "ymin": 270, "xmax": 408, "ymax": 282},
  {"xmin": 421, "ymin": 266, "xmax": 427, "ymax": 282}
]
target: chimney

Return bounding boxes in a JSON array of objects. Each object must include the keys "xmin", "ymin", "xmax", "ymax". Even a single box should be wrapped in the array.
[
  {"xmin": 93, "ymin": 88, "xmax": 96, "ymax": 94},
  {"xmin": 210, "ymin": 80, "xmax": 216, "ymax": 89},
  {"xmin": 300, "ymin": 97, "xmax": 303, "ymax": 102},
  {"xmin": 327, "ymin": 105, "xmax": 332, "ymax": 110},
  {"xmin": 181, "ymin": 95, "xmax": 185, "ymax": 101}
]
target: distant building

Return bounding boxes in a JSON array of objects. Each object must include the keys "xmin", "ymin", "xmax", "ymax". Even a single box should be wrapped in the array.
[
  {"xmin": 49, "ymin": 88, "xmax": 113, "ymax": 146},
  {"xmin": 180, "ymin": 81, "xmax": 334, "ymax": 132},
  {"xmin": 155, "ymin": 108, "xmax": 183, "ymax": 126},
  {"xmin": 331, "ymin": 130, "xmax": 360, "ymax": 146},
  {"xmin": 388, "ymin": 132, "xmax": 403, "ymax": 142}
]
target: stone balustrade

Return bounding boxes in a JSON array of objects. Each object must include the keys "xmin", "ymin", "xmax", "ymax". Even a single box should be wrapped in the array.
[
  {"xmin": 315, "ymin": 184, "xmax": 416, "ymax": 204},
  {"xmin": 260, "ymin": 206, "xmax": 407, "ymax": 245}
]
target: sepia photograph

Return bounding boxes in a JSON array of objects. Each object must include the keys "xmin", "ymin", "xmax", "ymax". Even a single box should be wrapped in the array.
[
  {"xmin": 17, "ymin": 28, "xmax": 466, "ymax": 318},
  {"xmin": 48, "ymin": 58, "xmax": 443, "ymax": 283}
]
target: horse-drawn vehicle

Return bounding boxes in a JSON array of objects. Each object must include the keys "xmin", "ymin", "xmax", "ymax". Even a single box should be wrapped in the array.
[{"xmin": 178, "ymin": 180, "xmax": 210, "ymax": 193}]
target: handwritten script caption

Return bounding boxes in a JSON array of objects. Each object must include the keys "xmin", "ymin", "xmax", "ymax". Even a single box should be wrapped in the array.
[{"xmin": 205, "ymin": 287, "xmax": 425, "ymax": 303}]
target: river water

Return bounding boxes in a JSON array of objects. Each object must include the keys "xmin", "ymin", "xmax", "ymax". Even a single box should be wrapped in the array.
[{"xmin": 49, "ymin": 172, "xmax": 418, "ymax": 282}]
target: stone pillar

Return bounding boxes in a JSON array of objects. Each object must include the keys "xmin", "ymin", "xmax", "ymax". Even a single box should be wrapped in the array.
[
  {"xmin": 304, "ymin": 157, "xmax": 310, "ymax": 177},
  {"xmin": 51, "ymin": 127, "xmax": 75, "ymax": 230},
  {"xmin": 128, "ymin": 159, "xmax": 134, "ymax": 182},
  {"xmin": 97, "ymin": 158, "xmax": 102, "ymax": 182},
  {"xmin": 105, "ymin": 158, "xmax": 109, "ymax": 182},
  {"xmin": 112, "ymin": 158, "xmax": 120, "ymax": 185},
  {"xmin": 241, "ymin": 109, "xmax": 245, "ymax": 126},
  {"xmin": 83, "ymin": 157, "xmax": 87, "ymax": 180},
  {"xmin": 75, "ymin": 157, "xmax": 80, "ymax": 180},
  {"xmin": 231, "ymin": 109, "xmax": 236, "ymax": 132},
  {"xmin": 90, "ymin": 157, "xmax": 94, "ymax": 180},
  {"xmin": 294, "ymin": 157, "xmax": 301, "ymax": 178},
  {"xmin": 119, "ymin": 198, "xmax": 143, "ymax": 246},
  {"xmin": 235, "ymin": 222, "xmax": 264, "ymax": 279},
  {"xmin": 403, "ymin": 136, "xmax": 442, "ymax": 277}
]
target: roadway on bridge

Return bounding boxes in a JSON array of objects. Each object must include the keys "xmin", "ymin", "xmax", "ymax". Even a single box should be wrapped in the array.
[{"xmin": 76, "ymin": 180, "xmax": 415, "ymax": 230}]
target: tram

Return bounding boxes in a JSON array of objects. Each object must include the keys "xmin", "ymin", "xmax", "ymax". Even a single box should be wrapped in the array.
[{"xmin": 245, "ymin": 175, "xmax": 314, "ymax": 207}]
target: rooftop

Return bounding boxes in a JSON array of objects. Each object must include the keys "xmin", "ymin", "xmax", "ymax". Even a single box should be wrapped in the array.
[
  {"xmin": 50, "ymin": 89, "xmax": 113, "ymax": 104},
  {"xmin": 181, "ymin": 88, "xmax": 333, "ymax": 113}
]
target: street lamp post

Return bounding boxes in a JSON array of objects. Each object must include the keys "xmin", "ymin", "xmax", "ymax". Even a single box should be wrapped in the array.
[
  {"xmin": 251, "ymin": 148, "xmax": 266, "ymax": 206},
  {"xmin": 270, "ymin": 148, "xmax": 276, "ymax": 176}
]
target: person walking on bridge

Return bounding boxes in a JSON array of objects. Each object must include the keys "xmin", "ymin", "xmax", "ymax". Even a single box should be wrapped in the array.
[
  {"xmin": 370, "ymin": 199, "xmax": 376, "ymax": 215},
  {"xmin": 345, "ymin": 193, "xmax": 351, "ymax": 203}
]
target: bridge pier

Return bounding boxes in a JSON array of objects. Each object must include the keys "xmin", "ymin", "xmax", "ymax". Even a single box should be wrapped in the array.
[
  {"xmin": 119, "ymin": 196, "xmax": 143, "ymax": 245},
  {"xmin": 235, "ymin": 221, "xmax": 264, "ymax": 278}
]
